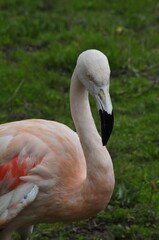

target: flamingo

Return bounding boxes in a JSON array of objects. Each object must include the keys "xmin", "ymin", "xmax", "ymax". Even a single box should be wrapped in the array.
[{"xmin": 0, "ymin": 49, "xmax": 115, "ymax": 240}]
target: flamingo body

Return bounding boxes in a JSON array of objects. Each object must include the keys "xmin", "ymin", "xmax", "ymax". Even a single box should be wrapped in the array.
[
  {"xmin": 0, "ymin": 50, "xmax": 115, "ymax": 240},
  {"xmin": 0, "ymin": 120, "xmax": 86, "ymax": 221}
]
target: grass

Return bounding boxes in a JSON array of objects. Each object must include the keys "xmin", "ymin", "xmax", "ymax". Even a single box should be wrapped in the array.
[{"xmin": 0, "ymin": 0, "xmax": 159, "ymax": 239}]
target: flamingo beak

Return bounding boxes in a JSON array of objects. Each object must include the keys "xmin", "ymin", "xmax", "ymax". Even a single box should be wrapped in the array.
[
  {"xmin": 99, "ymin": 109, "xmax": 114, "ymax": 145},
  {"xmin": 95, "ymin": 87, "xmax": 114, "ymax": 145}
]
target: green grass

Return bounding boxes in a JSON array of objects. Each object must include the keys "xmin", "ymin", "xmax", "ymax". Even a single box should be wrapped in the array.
[{"xmin": 0, "ymin": 0, "xmax": 159, "ymax": 239}]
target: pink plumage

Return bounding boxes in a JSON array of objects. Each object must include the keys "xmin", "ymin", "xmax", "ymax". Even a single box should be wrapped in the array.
[{"xmin": 0, "ymin": 50, "xmax": 115, "ymax": 240}]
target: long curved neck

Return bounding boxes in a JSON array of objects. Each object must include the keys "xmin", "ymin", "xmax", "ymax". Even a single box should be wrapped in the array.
[
  {"xmin": 70, "ymin": 70, "xmax": 102, "ymax": 157},
  {"xmin": 70, "ymin": 70, "xmax": 114, "ymax": 205}
]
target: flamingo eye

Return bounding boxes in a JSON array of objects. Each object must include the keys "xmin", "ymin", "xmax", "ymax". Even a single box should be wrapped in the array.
[{"xmin": 87, "ymin": 74, "xmax": 94, "ymax": 82}]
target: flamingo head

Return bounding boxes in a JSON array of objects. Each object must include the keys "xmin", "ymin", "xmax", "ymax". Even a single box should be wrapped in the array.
[{"xmin": 76, "ymin": 49, "xmax": 114, "ymax": 145}]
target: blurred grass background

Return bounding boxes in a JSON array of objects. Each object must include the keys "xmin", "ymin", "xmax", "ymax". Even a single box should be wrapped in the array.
[{"xmin": 0, "ymin": 0, "xmax": 159, "ymax": 239}]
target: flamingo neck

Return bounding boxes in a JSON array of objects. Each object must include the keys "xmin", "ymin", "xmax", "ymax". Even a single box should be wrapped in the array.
[
  {"xmin": 70, "ymin": 69, "xmax": 115, "ymax": 218},
  {"xmin": 70, "ymin": 70, "xmax": 101, "ymax": 155},
  {"xmin": 70, "ymin": 70, "xmax": 114, "ymax": 196}
]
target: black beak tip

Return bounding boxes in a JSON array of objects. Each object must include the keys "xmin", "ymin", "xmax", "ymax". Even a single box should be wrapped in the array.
[
  {"xmin": 102, "ymin": 136, "xmax": 107, "ymax": 146},
  {"xmin": 99, "ymin": 110, "xmax": 114, "ymax": 146}
]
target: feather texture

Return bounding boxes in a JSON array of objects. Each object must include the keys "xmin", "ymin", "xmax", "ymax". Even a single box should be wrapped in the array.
[{"xmin": 0, "ymin": 50, "xmax": 114, "ymax": 240}]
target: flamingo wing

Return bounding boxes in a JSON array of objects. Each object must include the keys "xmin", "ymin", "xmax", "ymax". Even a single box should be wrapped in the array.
[
  {"xmin": 0, "ymin": 120, "xmax": 53, "ymax": 226},
  {"xmin": 0, "ymin": 183, "xmax": 38, "ymax": 226},
  {"xmin": 0, "ymin": 119, "xmax": 84, "ymax": 227}
]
